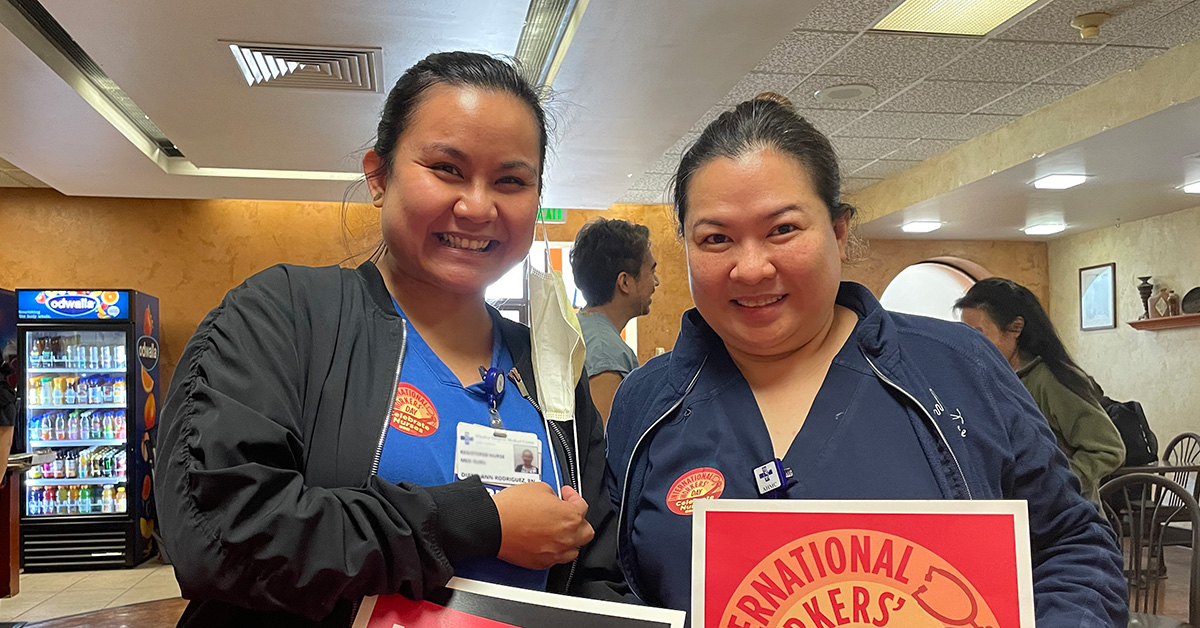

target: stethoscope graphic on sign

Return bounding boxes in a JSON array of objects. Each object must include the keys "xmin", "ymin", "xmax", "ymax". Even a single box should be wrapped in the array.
[{"xmin": 911, "ymin": 566, "xmax": 994, "ymax": 628}]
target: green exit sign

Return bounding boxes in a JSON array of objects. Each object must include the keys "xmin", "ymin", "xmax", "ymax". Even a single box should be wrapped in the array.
[{"xmin": 538, "ymin": 207, "xmax": 566, "ymax": 223}]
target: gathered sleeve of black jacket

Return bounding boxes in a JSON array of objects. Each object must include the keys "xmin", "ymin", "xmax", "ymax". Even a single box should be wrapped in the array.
[{"xmin": 156, "ymin": 266, "xmax": 501, "ymax": 621}]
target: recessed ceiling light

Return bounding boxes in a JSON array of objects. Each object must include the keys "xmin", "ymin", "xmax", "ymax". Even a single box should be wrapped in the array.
[
  {"xmin": 901, "ymin": 221, "xmax": 943, "ymax": 233},
  {"xmin": 814, "ymin": 84, "xmax": 877, "ymax": 104},
  {"xmin": 1032, "ymin": 174, "xmax": 1088, "ymax": 189},
  {"xmin": 1182, "ymin": 181, "xmax": 1200, "ymax": 193},
  {"xmin": 1022, "ymin": 223, "xmax": 1066, "ymax": 236},
  {"xmin": 872, "ymin": 0, "xmax": 1042, "ymax": 36}
]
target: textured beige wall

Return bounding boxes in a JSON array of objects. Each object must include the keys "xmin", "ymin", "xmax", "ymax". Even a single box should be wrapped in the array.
[
  {"xmin": 847, "ymin": 239, "xmax": 1049, "ymax": 306},
  {"xmin": 1048, "ymin": 203, "xmax": 1200, "ymax": 452},
  {"xmin": 0, "ymin": 188, "xmax": 379, "ymax": 386},
  {"xmin": 0, "ymin": 191, "xmax": 1052, "ymax": 377}
]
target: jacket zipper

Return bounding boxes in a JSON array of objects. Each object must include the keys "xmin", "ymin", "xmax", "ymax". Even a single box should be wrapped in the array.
[
  {"xmin": 861, "ymin": 352, "xmax": 973, "ymax": 499},
  {"xmin": 616, "ymin": 358, "xmax": 706, "ymax": 601},
  {"xmin": 350, "ymin": 321, "xmax": 409, "ymax": 626},
  {"xmin": 506, "ymin": 368, "xmax": 580, "ymax": 594}
]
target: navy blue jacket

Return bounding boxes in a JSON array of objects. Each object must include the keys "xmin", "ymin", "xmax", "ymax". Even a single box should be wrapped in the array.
[{"xmin": 606, "ymin": 283, "xmax": 1126, "ymax": 627}]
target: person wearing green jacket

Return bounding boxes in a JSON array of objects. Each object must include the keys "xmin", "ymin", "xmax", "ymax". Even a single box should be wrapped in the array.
[{"xmin": 956, "ymin": 278, "xmax": 1124, "ymax": 504}]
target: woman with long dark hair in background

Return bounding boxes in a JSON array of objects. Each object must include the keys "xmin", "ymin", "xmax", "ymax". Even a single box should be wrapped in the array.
[{"xmin": 957, "ymin": 277, "xmax": 1125, "ymax": 504}]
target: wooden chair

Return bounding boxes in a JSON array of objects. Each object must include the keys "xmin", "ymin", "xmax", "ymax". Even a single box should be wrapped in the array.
[
  {"xmin": 1101, "ymin": 473, "xmax": 1200, "ymax": 627},
  {"xmin": 1163, "ymin": 433, "xmax": 1200, "ymax": 550}
]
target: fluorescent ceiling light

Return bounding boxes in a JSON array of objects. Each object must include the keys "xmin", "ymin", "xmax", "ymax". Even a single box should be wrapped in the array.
[
  {"xmin": 1032, "ymin": 174, "xmax": 1088, "ymax": 190},
  {"xmin": 901, "ymin": 220, "xmax": 943, "ymax": 233},
  {"xmin": 1182, "ymin": 181, "xmax": 1200, "ymax": 193},
  {"xmin": 873, "ymin": 0, "xmax": 1041, "ymax": 36},
  {"xmin": 1022, "ymin": 223, "xmax": 1066, "ymax": 236}
]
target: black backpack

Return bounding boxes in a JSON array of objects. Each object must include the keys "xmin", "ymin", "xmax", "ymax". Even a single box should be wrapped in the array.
[{"xmin": 1101, "ymin": 397, "xmax": 1159, "ymax": 467}]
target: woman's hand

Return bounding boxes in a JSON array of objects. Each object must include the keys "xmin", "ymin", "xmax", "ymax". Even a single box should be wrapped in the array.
[{"xmin": 493, "ymin": 483, "xmax": 594, "ymax": 569}]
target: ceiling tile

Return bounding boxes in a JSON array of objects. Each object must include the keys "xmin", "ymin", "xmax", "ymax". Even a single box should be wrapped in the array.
[
  {"xmin": 1115, "ymin": 0, "xmax": 1200, "ymax": 49},
  {"xmin": 795, "ymin": 108, "xmax": 867, "ymax": 135},
  {"xmin": 851, "ymin": 159, "xmax": 923, "ymax": 178},
  {"xmin": 878, "ymin": 79, "xmax": 1023, "ymax": 114},
  {"xmin": 830, "ymin": 137, "xmax": 915, "ymax": 159},
  {"xmin": 839, "ymin": 111, "xmax": 1016, "ymax": 140},
  {"xmin": 720, "ymin": 73, "xmax": 805, "ymax": 105},
  {"xmin": 667, "ymin": 132, "xmax": 702, "ymax": 155},
  {"xmin": 842, "ymin": 177, "xmax": 883, "ymax": 193},
  {"xmin": 688, "ymin": 105, "xmax": 729, "ymax": 133},
  {"xmin": 883, "ymin": 138, "xmax": 962, "ymax": 161},
  {"xmin": 956, "ymin": 112, "xmax": 1021, "ymax": 136},
  {"xmin": 840, "ymin": 158, "xmax": 877, "ymax": 174},
  {"xmin": 645, "ymin": 151, "xmax": 683, "ymax": 174},
  {"xmin": 1040, "ymin": 45, "xmax": 1166, "ymax": 85},
  {"xmin": 978, "ymin": 83, "xmax": 1081, "ymax": 115},
  {"xmin": 996, "ymin": 0, "xmax": 1192, "ymax": 44},
  {"xmin": 629, "ymin": 172, "xmax": 675, "ymax": 193},
  {"xmin": 796, "ymin": 0, "xmax": 900, "ymax": 32},
  {"xmin": 935, "ymin": 41, "xmax": 1091, "ymax": 83},
  {"xmin": 753, "ymin": 31, "xmax": 857, "ymax": 74},
  {"xmin": 821, "ymin": 33, "xmax": 979, "ymax": 79},
  {"xmin": 617, "ymin": 189, "xmax": 671, "ymax": 205},
  {"xmin": 787, "ymin": 73, "xmax": 913, "ymax": 110}
]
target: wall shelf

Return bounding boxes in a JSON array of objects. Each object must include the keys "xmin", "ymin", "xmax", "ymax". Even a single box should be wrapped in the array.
[{"xmin": 1127, "ymin": 313, "xmax": 1200, "ymax": 331}]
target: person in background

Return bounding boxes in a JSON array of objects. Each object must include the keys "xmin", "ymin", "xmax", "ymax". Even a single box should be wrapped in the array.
[
  {"xmin": 157, "ymin": 52, "xmax": 623, "ymax": 628},
  {"xmin": 605, "ymin": 92, "xmax": 1126, "ymax": 626},
  {"xmin": 956, "ymin": 277, "xmax": 1125, "ymax": 504},
  {"xmin": 570, "ymin": 218, "xmax": 658, "ymax": 423}
]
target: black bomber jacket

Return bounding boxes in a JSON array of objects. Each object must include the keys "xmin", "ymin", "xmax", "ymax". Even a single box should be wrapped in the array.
[{"xmin": 156, "ymin": 261, "xmax": 626, "ymax": 627}]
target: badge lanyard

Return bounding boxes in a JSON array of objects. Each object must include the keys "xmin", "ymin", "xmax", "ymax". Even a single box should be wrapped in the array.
[{"xmin": 480, "ymin": 366, "xmax": 506, "ymax": 432}]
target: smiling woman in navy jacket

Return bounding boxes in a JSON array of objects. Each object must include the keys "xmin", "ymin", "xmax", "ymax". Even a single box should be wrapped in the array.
[{"xmin": 605, "ymin": 92, "xmax": 1126, "ymax": 627}]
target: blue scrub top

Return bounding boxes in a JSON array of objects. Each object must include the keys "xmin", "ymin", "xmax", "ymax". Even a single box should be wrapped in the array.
[
  {"xmin": 631, "ymin": 317, "xmax": 942, "ymax": 611},
  {"xmin": 376, "ymin": 302, "xmax": 559, "ymax": 591}
]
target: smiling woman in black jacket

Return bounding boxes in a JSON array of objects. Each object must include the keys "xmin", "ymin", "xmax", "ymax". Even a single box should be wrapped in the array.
[{"xmin": 157, "ymin": 52, "xmax": 624, "ymax": 627}]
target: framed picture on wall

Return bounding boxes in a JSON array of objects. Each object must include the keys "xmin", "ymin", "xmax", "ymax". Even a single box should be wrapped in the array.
[{"xmin": 1079, "ymin": 263, "xmax": 1116, "ymax": 330}]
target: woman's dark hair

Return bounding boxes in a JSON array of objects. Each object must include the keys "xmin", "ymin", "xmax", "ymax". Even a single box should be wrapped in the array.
[
  {"xmin": 671, "ymin": 92, "xmax": 856, "ymax": 236},
  {"xmin": 956, "ymin": 278, "xmax": 1103, "ymax": 408},
  {"xmin": 371, "ymin": 51, "xmax": 548, "ymax": 190},
  {"xmin": 570, "ymin": 218, "xmax": 652, "ymax": 306}
]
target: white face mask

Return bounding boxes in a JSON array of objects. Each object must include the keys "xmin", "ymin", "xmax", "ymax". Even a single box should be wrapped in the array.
[{"xmin": 528, "ymin": 251, "xmax": 586, "ymax": 423}]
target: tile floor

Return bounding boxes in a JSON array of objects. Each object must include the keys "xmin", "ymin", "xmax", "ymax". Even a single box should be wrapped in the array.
[{"xmin": 0, "ymin": 558, "xmax": 180, "ymax": 623}]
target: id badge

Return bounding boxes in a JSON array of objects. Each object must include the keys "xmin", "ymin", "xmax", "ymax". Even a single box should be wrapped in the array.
[{"xmin": 454, "ymin": 423, "xmax": 543, "ymax": 488}]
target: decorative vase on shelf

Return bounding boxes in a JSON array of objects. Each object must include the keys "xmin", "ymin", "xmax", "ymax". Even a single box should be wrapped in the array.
[
  {"xmin": 1149, "ymin": 285, "xmax": 1171, "ymax": 319},
  {"xmin": 1137, "ymin": 276, "xmax": 1154, "ymax": 320}
]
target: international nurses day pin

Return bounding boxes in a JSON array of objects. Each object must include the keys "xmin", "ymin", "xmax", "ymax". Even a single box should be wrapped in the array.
[
  {"xmin": 389, "ymin": 383, "xmax": 439, "ymax": 437},
  {"xmin": 666, "ymin": 467, "xmax": 726, "ymax": 516}
]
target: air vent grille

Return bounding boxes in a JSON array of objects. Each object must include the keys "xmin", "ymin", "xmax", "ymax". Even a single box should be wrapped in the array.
[{"xmin": 225, "ymin": 42, "xmax": 381, "ymax": 92}]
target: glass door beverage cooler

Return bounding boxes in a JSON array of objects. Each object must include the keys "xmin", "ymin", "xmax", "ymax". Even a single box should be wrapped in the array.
[{"xmin": 16, "ymin": 289, "xmax": 159, "ymax": 570}]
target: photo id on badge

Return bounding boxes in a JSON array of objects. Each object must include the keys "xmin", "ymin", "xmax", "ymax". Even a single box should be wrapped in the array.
[{"xmin": 455, "ymin": 423, "xmax": 542, "ymax": 488}]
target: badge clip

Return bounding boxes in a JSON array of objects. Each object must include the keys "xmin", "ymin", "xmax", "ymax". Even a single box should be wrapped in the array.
[
  {"xmin": 482, "ymin": 366, "xmax": 506, "ymax": 433},
  {"xmin": 754, "ymin": 458, "xmax": 794, "ymax": 498}
]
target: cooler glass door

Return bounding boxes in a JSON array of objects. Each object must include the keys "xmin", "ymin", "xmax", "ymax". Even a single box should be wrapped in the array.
[{"xmin": 23, "ymin": 328, "xmax": 131, "ymax": 519}]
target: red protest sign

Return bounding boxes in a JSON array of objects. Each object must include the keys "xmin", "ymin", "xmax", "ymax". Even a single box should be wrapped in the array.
[{"xmin": 693, "ymin": 501, "xmax": 1034, "ymax": 628}]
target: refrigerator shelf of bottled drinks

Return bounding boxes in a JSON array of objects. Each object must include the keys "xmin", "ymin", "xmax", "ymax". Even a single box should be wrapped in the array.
[{"xmin": 16, "ymin": 289, "xmax": 160, "ymax": 571}]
